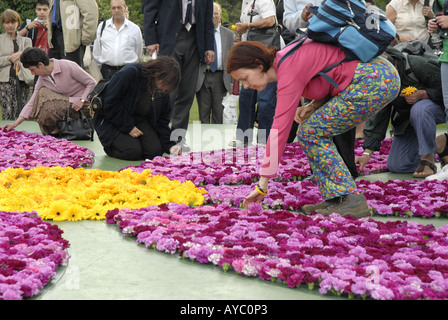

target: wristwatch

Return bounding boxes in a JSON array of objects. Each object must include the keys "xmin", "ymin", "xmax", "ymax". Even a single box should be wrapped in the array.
[{"xmin": 80, "ymin": 98, "xmax": 86, "ymax": 103}]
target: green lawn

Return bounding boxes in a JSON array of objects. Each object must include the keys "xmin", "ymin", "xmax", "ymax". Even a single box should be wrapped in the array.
[{"xmin": 189, "ymin": 97, "xmax": 200, "ymax": 123}]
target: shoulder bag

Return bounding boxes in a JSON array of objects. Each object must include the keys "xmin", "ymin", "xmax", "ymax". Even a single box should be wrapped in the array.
[
  {"xmin": 246, "ymin": 0, "xmax": 281, "ymax": 49},
  {"xmin": 57, "ymin": 106, "xmax": 94, "ymax": 141}
]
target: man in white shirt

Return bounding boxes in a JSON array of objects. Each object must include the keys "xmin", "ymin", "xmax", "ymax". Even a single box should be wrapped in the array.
[
  {"xmin": 93, "ymin": 0, "xmax": 143, "ymax": 80},
  {"xmin": 283, "ymin": 0, "xmax": 321, "ymax": 32},
  {"xmin": 196, "ymin": 2, "xmax": 234, "ymax": 124}
]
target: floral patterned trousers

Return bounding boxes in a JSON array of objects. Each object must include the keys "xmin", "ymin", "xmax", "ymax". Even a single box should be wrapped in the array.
[{"xmin": 297, "ymin": 57, "xmax": 400, "ymax": 200}]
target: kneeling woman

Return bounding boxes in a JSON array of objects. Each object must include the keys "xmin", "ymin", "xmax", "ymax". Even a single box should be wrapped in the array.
[
  {"xmin": 234, "ymin": 41, "xmax": 400, "ymax": 218},
  {"xmin": 94, "ymin": 56, "xmax": 182, "ymax": 160},
  {"xmin": 2, "ymin": 47, "xmax": 96, "ymax": 135}
]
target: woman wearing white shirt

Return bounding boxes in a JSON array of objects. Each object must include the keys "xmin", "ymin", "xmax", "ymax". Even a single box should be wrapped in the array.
[
  {"xmin": 386, "ymin": 0, "xmax": 435, "ymax": 44},
  {"xmin": 283, "ymin": 0, "xmax": 322, "ymax": 32},
  {"xmin": 92, "ymin": 0, "xmax": 143, "ymax": 80}
]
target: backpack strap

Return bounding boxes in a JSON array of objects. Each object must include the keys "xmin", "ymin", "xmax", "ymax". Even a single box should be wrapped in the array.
[
  {"xmin": 277, "ymin": 34, "xmax": 344, "ymax": 88},
  {"xmin": 98, "ymin": 20, "xmax": 107, "ymax": 49},
  {"xmin": 277, "ymin": 34, "xmax": 308, "ymax": 69},
  {"xmin": 100, "ymin": 20, "xmax": 106, "ymax": 38},
  {"xmin": 249, "ymin": 0, "xmax": 257, "ymax": 23},
  {"xmin": 313, "ymin": 58, "xmax": 349, "ymax": 88}
]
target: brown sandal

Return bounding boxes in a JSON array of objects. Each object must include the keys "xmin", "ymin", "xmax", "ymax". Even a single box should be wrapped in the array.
[{"xmin": 413, "ymin": 159, "xmax": 437, "ymax": 178}]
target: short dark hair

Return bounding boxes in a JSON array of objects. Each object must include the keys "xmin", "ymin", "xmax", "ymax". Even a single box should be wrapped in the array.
[
  {"xmin": 35, "ymin": 0, "xmax": 50, "ymax": 7},
  {"xmin": 141, "ymin": 56, "xmax": 181, "ymax": 93},
  {"xmin": 20, "ymin": 47, "xmax": 50, "ymax": 68}
]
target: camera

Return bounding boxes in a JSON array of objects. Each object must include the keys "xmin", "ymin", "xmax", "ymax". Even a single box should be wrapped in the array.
[
  {"xmin": 38, "ymin": 20, "xmax": 45, "ymax": 26},
  {"xmin": 434, "ymin": 13, "xmax": 448, "ymax": 38},
  {"xmin": 430, "ymin": 18, "xmax": 444, "ymax": 56}
]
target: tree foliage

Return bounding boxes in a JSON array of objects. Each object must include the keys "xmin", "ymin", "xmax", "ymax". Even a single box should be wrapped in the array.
[
  {"xmin": 0, "ymin": 0, "xmax": 36, "ymax": 25},
  {"xmin": 0, "ymin": 0, "xmax": 144, "ymax": 29}
]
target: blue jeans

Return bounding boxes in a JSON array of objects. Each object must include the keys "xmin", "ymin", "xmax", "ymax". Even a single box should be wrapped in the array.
[
  {"xmin": 235, "ymin": 82, "xmax": 277, "ymax": 144},
  {"xmin": 387, "ymin": 99, "xmax": 446, "ymax": 173}
]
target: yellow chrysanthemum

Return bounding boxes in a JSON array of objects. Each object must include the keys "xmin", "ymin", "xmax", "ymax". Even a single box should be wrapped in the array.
[
  {"xmin": 401, "ymin": 86, "xmax": 417, "ymax": 96},
  {"xmin": 45, "ymin": 200, "xmax": 72, "ymax": 221},
  {"xmin": 0, "ymin": 166, "xmax": 205, "ymax": 221}
]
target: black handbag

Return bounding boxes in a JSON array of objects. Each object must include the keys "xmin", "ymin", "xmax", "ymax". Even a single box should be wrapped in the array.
[
  {"xmin": 246, "ymin": 0, "xmax": 281, "ymax": 49},
  {"xmin": 57, "ymin": 106, "xmax": 94, "ymax": 141},
  {"xmin": 87, "ymin": 79, "xmax": 109, "ymax": 114}
]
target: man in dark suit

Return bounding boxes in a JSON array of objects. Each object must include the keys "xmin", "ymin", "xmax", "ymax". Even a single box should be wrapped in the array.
[
  {"xmin": 143, "ymin": 0, "xmax": 215, "ymax": 151},
  {"xmin": 195, "ymin": 2, "xmax": 234, "ymax": 124}
]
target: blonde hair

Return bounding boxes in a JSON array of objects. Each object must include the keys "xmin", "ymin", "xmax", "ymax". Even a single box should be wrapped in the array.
[{"xmin": 1, "ymin": 9, "xmax": 21, "ymax": 26}]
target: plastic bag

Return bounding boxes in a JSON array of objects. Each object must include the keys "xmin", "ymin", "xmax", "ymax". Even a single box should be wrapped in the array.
[{"xmin": 222, "ymin": 93, "xmax": 238, "ymax": 124}]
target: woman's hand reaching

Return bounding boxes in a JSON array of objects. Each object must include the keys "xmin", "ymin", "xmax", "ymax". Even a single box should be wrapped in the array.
[{"xmin": 294, "ymin": 101, "xmax": 316, "ymax": 125}]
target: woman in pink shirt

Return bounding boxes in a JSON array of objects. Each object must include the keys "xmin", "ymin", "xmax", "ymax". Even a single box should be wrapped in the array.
[
  {"xmin": 2, "ymin": 47, "xmax": 96, "ymax": 135},
  {"xmin": 229, "ymin": 41, "xmax": 400, "ymax": 218}
]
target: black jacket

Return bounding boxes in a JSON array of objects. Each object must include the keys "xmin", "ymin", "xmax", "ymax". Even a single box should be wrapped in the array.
[
  {"xmin": 363, "ymin": 49, "xmax": 443, "ymax": 152},
  {"xmin": 142, "ymin": 0, "xmax": 214, "ymax": 63},
  {"xmin": 94, "ymin": 64, "xmax": 175, "ymax": 153}
]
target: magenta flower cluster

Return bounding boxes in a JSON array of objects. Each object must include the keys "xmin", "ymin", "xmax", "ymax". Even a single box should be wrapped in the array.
[
  {"xmin": 0, "ymin": 129, "xmax": 95, "ymax": 170},
  {"xmin": 125, "ymin": 139, "xmax": 391, "ymax": 184},
  {"xmin": 127, "ymin": 137, "xmax": 448, "ymax": 218},
  {"xmin": 111, "ymin": 137, "xmax": 448, "ymax": 299},
  {"xmin": 203, "ymin": 179, "xmax": 448, "ymax": 218},
  {"xmin": 0, "ymin": 210, "xmax": 70, "ymax": 300},
  {"xmin": 106, "ymin": 203, "xmax": 448, "ymax": 300}
]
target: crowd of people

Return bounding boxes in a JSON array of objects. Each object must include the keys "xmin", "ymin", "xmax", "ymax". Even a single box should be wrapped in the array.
[{"xmin": 1, "ymin": 0, "xmax": 448, "ymax": 218}]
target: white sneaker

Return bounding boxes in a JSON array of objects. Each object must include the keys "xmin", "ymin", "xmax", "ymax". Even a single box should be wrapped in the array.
[{"xmin": 425, "ymin": 165, "xmax": 448, "ymax": 181}]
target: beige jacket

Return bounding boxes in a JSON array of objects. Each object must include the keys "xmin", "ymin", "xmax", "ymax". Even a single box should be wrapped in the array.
[
  {"xmin": 0, "ymin": 33, "xmax": 32, "ymax": 83},
  {"xmin": 48, "ymin": 0, "xmax": 99, "ymax": 53}
]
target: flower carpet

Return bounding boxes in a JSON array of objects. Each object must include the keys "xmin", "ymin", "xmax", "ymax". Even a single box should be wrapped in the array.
[
  {"xmin": 126, "ymin": 139, "xmax": 392, "ymax": 185},
  {"xmin": 0, "ymin": 210, "xmax": 69, "ymax": 300},
  {"xmin": 2, "ymin": 129, "xmax": 448, "ymax": 300},
  {"xmin": 106, "ymin": 203, "xmax": 448, "ymax": 300},
  {"xmin": 1, "ymin": 129, "xmax": 94, "ymax": 169},
  {"xmin": 125, "ymin": 138, "xmax": 448, "ymax": 219}
]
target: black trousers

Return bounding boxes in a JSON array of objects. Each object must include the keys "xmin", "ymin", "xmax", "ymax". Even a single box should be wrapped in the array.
[
  {"xmin": 169, "ymin": 26, "xmax": 200, "ymax": 142},
  {"xmin": 100, "ymin": 64, "xmax": 124, "ymax": 81},
  {"xmin": 49, "ymin": 27, "xmax": 85, "ymax": 67},
  {"xmin": 333, "ymin": 127, "xmax": 357, "ymax": 178},
  {"xmin": 104, "ymin": 118, "xmax": 163, "ymax": 161}
]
